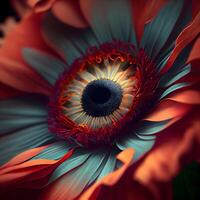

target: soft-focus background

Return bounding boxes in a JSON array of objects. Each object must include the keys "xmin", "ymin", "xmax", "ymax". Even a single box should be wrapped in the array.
[{"xmin": 0, "ymin": 1, "xmax": 17, "ymax": 22}]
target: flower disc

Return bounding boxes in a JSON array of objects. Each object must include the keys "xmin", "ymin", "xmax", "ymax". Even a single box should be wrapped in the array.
[{"xmin": 49, "ymin": 41, "xmax": 157, "ymax": 146}]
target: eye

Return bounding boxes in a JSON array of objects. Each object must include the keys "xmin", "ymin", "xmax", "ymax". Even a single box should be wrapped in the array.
[{"xmin": 48, "ymin": 41, "xmax": 157, "ymax": 146}]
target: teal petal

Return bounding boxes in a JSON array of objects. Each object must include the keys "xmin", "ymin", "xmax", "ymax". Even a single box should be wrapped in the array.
[
  {"xmin": 43, "ymin": 14, "xmax": 98, "ymax": 65},
  {"xmin": 97, "ymin": 149, "xmax": 117, "ymax": 179},
  {"xmin": 82, "ymin": 0, "xmax": 136, "ymax": 44},
  {"xmin": 136, "ymin": 134, "xmax": 156, "ymax": 141},
  {"xmin": 156, "ymin": 44, "xmax": 174, "ymax": 72},
  {"xmin": 0, "ymin": 96, "xmax": 47, "ymax": 134},
  {"xmin": 48, "ymin": 148, "xmax": 92, "ymax": 184},
  {"xmin": 87, "ymin": 154, "xmax": 109, "ymax": 185},
  {"xmin": 116, "ymin": 120, "xmax": 169, "ymax": 160},
  {"xmin": 155, "ymin": 2, "xmax": 191, "ymax": 65},
  {"xmin": 47, "ymin": 150, "xmax": 109, "ymax": 199},
  {"xmin": 32, "ymin": 141, "xmax": 75, "ymax": 160},
  {"xmin": 88, "ymin": 148, "xmax": 118, "ymax": 185},
  {"xmin": 135, "ymin": 120, "xmax": 170, "ymax": 135},
  {"xmin": 0, "ymin": 123, "xmax": 55, "ymax": 165},
  {"xmin": 22, "ymin": 48, "xmax": 66, "ymax": 86},
  {"xmin": 141, "ymin": 0, "xmax": 184, "ymax": 58},
  {"xmin": 117, "ymin": 135, "xmax": 155, "ymax": 160},
  {"xmin": 159, "ymin": 64, "xmax": 191, "ymax": 87},
  {"xmin": 160, "ymin": 82, "xmax": 190, "ymax": 100}
]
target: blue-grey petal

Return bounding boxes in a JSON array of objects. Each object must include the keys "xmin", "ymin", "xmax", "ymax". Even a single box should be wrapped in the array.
[
  {"xmin": 82, "ymin": 0, "xmax": 136, "ymax": 44},
  {"xmin": 160, "ymin": 82, "xmax": 190, "ymax": 100},
  {"xmin": 23, "ymin": 48, "xmax": 66, "ymax": 86},
  {"xmin": 0, "ymin": 95, "xmax": 48, "ymax": 134},
  {"xmin": 141, "ymin": 0, "xmax": 184, "ymax": 58},
  {"xmin": 159, "ymin": 64, "xmax": 191, "ymax": 88},
  {"xmin": 117, "ymin": 135, "xmax": 155, "ymax": 160}
]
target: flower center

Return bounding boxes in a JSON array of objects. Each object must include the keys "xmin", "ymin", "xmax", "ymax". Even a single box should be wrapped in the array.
[
  {"xmin": 81, "ymin": 79, "xmax": 122, "ymax": 117},
  {"xmin": 48, "ymin": 41, "xmax": 157, "ymax": 147}
]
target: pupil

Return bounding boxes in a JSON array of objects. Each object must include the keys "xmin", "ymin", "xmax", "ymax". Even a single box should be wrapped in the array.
[
  {"xmin": 90, "ymin": 86, "xmax": 111, "ymax": 104},
  {"xmin": 81, "ymin": 79, "xmax": 122, "ymax": 117}
]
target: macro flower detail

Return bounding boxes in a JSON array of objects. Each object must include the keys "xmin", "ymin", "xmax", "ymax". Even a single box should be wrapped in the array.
[
  {"xmin": 0, "ymin": 0, "xmax": 200, "ymax": 200},
  {"xmin": 46, "ymin": 41, "xmax": 157, "ymax": 146}
]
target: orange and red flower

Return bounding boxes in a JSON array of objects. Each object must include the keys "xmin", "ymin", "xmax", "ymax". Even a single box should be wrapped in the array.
[{"xmin": 0, "ymin": 0, "xmax": 200, "ymax": 200}]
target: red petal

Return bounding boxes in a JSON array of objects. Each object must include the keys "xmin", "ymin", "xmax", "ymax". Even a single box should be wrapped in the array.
[
  {"xmin": 0, "ymin": 83, "xmax": 22, "ymax": 100},
  {"xmin": 0, "ymin": 14, "xmax": 55, "ymax": 96},
  {"xmin": 187, "ymin": 36, "xmax": 200, "ymax": 62},
  {"xmin": 192, "ymin": 0, "xmax": 200, "ymax": 19},
  {"xmin": 161, "ymin": 11, "xmax": 200, "ymax": 74}
]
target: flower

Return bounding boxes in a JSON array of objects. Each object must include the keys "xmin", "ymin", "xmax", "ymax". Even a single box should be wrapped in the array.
[{"xmin": 0, "ymin": 0, "xmax": 200, "ymax": 200}]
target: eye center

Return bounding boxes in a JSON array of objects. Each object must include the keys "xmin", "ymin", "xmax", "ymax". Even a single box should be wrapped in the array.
[
  {"xmin": 89, "ymin": 85, "xmax": 111, "ymax": 104},
  {"xmin": 81, "ymin": 79, "xmax": 123, "ymax": 117}
]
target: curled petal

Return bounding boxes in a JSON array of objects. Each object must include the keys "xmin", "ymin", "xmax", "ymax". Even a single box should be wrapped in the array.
[
  {"xmin": 162, "ymin": 11, "xmax": 200, "ymax": 73},
  {"xmin": 52, "ymin": 0, "xmax": 88, "ymax": 28},
  {"xmin": 134, "ymin": 120, "xmax": 200, "ymax": 199},
  {"xmin": 27, "ymin": 0, "xmax": 56, "ymax": 12},
  {"xmin": 27, "ymin": 0, "xmax": 88, "ymax": 28}
]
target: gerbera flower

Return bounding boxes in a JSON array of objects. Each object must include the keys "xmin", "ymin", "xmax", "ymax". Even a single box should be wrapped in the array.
[{"xmin": 0, "ymin": 0, "xmax": 200, "ymax": 199}]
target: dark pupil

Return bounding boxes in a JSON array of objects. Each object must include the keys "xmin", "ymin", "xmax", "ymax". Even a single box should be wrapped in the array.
[
  {"xmin": 81, "ymin": 79, "xmax": 122, "ymax": 117},
  {"xmin": 90, "ymin": 86, "xmax": 111, "ymax": 104}
]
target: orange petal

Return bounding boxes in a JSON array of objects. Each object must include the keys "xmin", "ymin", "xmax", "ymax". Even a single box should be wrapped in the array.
[
  {"xmin": 0, "ymin": 150, "xmax": 73, "ymax": 186},
  {"xmin": 52, "ymin": 0, "xmax": 88, "ymax": 28},
  {"xmin": 79, "ymin": 148, "xmax": 135, "ymax": 200},
  {"xmin": 0, "ymin": 159, "xmax": 57, "ymax": 184},
  {"xmin": 1, "ymin": 145, "xmax": 49, "ymax": 169},
  {"xmin": 167, "ymin": 90, "xmax": 200, "ymax": 104},
  {"xmin": 145, "ymin": 100, "xmax": 191, "ymax": 121},
  {"xmin": 134, "ymin": 120, "xmax": 200, "ymax": 199}
]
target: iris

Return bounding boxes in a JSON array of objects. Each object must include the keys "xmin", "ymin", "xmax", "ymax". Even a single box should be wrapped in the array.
[{"xmin": 81, "ymin": 79, "xmax": 123, "ymax": 116}]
